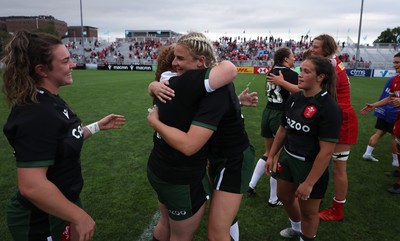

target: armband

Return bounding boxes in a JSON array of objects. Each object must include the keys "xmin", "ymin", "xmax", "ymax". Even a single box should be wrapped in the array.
[{"xmin": 87, "ymin": 122, "xmax": 100, "ymax": 134}]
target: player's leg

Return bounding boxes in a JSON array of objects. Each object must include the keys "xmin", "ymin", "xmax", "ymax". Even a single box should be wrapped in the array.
[
  {"xmin": 169, "ymin": 202, "xmax": 206, "ymax": 241},
  {"xmin": 208, "ymin": 190, "xmax": 242, "ymax": 241},
  {"xmin": 153, "ymin": 202, "xmax": 171, "ymax": 241},
  {"xmin": 363, "ymin": 120, "xmax": 385, "ymax": 162},
  {"xmin": 319, "ymin": 144, "xmax": 349, "ymax": 221}
]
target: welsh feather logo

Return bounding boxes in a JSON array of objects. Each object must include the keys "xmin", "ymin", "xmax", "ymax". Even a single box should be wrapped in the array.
[{"xmin": 304, "ymin": 105, "xmax": 317, "ymax": 118}]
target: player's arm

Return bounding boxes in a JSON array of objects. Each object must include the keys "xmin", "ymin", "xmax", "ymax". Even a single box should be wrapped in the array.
[
  {"xmin": 83, "ymin": 114, "xmax": 126, "ymax": 140},
  {"xmin": 148, "ymin": 80, "xmax": 175, "ymax": 103},
  {"xmin": 207, "ymin": 60, "xmax": 237, "ymax": 91},
  {"xmin": 295, "ymin": 140, "xmax": 336, "ymax": 200},
  {"xmin": 17, "ymin": 167, "xmax": 95, "ymax": 239},
  {"xmin": 265, "ymin": 125, "xmax": 286, "ymax": 175},
  {"xmin": 267, "ymin": 70, "xmax": 301, "ymax": 93},
  {"xmin": 360, "ymin": 96, "xmax": 389, "ymax": 114},
  {"xmin": 147, "ymin": 106, "xmax": 214, "ymax": 156}
]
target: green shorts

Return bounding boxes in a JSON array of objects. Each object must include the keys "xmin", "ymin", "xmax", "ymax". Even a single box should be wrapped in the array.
[
  {"xmin": 208, "ymin": 145, "xmax": 255, "ymax": 194},
  {"xmin": 7, "ymin": 193, "xmax": 80, "ymax": 241},
  {"xmin": 261, "ymin": 108, "xmax": 283, "ymax": 138},
  {"xmin": 147, "ymin": 167, "xmax": 208, "ymax": 221},
  {"xmin": 276, "ymin": 149, "xmax": 329, "ymax": 199}
]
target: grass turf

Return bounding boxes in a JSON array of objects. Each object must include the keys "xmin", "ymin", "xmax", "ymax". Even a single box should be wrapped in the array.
[{"xmin": 0, "ymin": 70, "xmax": 398, "ymax": 241}]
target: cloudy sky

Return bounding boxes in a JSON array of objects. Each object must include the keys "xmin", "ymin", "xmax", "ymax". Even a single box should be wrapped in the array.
[{"xmin": 1, "ymin": 0, "xmax": 398, "ymax": 44}]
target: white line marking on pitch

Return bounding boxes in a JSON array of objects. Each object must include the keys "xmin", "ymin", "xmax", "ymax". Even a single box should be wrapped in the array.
[{"xmin": 137, "ymin": 211, "xmax": 160, "ymax": 241}]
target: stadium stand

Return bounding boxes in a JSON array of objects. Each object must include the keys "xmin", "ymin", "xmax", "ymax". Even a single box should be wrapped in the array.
[{"xmin": 64, "ymin": 36, "xmax": 395, "ymax": 69}]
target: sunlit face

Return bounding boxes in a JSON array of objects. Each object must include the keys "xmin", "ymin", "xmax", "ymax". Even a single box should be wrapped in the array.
[
  {"xmin": 298, "ymin": 60, "xmax": 323, "ymax": 94},
  {"xmin": 393, "ymin": 57, "xmax": 400, "ymax": 74},
  {"xmin": 172, "ymin": 44, "xmax": 203, "ymax": 76},
  {"xmin": 310, "ymin": 39, "xmax": 324, "ymax": 57},
  {"xmin": 45, "ymin": 44, "xmax": 76, "ymax": 89}
]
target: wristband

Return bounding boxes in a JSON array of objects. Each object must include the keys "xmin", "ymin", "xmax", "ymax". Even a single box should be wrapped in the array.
[{"xmin": 87, "ymin": 122, "xmax": 100, "ymax": 134}]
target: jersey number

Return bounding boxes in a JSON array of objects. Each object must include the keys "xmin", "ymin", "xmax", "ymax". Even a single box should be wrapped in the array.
[{"xmin": 267, "ymin": 83, "xmax": 283, "ymax": 103}]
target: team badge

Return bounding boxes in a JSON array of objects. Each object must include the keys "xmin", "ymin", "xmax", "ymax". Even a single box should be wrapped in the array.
[
  {"xmin": 61, "ymin": 223, "xmax": 71, "ymax": 241},
  {"xmin": 276, "ymin": 162, "xmax": 282, "ymax": 173},
  {"xmin": 304, "ymin": 105, "xmax": 317, "ymax": 118}
]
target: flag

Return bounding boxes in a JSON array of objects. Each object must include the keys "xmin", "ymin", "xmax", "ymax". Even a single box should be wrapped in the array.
[
  {"xmin": 397, "ymin": 35, "xmax": 400, "ymax": 42},
  {"xmin": 306, "ymin": 29, "xmax": 310, "ymax": 35},
  {"xmin": 157, "ymin": 30, "xmax": 161, "ymax": 34},
  {"xmin": 83, "ymin": 31, "xmax": 87, "ymax": 36},
  {"xmin": 65, "ymin": 31, "xmax": 68, "ymax": 36},
  {"xmin": 363, "ymin": 35, "xmax": 367, "ymax": 41},
  {"xmin": 103, "ymin": 31, "xmax": 109, "ymax": 35}
]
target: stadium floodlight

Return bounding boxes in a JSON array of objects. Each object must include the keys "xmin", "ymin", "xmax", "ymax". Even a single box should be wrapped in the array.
[
  {"xmin": 80, "ymin": 0, "xmax": 85, "ymax": 64},
  {"xmin": 355, "ymin": 0, "xmax": 364, "ymax": 68}
]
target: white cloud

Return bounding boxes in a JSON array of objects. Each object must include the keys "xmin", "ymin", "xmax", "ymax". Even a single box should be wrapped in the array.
[{"xmin": 0, "ymin": 0, "xmax": 397, "ymax": 44}]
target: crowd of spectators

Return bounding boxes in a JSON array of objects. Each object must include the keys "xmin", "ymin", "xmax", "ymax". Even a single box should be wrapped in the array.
[{"xmin": 65, "ymin": 34, "xmax": 370, "ymax": 68}]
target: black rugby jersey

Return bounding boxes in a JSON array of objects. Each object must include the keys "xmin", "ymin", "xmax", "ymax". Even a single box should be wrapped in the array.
[
  {"xmin": 4, "ymin": 88, "xmax": 84, "ymax": 204},
  {"xmin": 194, "ymin": 83, "xmax": 250, "ymax": 159},
  {"xmin": 282, "ymin": 91, "xmax": 342, "ymax": 162},
  {"xmin": 148, "ymin": 68, "xmax": 211, "ymax": 184},
  {"xmin": 266, "ymin": 66, "xmax": 298, "ymax": 110}
]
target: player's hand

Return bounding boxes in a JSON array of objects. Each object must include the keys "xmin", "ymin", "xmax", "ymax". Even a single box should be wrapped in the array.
[
  {"xmin": 147, "ymin": 105, "xmax": 159, "ymax": 128},
  {"xmin": 360, "ymin": 103, "xmax": 375, "ymax": 114},
  {"xmin": 71, "ymin": 213, "xmax": 95, "ymax": 241},
  {"xmin": 149, "ymin": 81, "xmax": 174, "ymax": 103},
  {"xmin": 238, "ymin": 88, "xmax": 258, "ymax": 107},
  {"xmin": 264, "ymin": 157, "xmax": 274, "ymax": 176},
  {"xmin": 267, "ymin": 70, "xmax": 284, "ymax": 86},
  {"xmin": 98, "ymin": 114, "xmax": 126, "ymax": 130}
]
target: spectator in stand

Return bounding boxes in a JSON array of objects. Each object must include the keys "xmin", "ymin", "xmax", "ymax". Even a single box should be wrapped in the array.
[
  {"xmin": 247, "ymin": 47, "xmax": 300, "ymax": 209},
  {"xmin": 310, "ymin": 34, "xmax": 358, "ymax": 222},
  {"xmin": 361, "ymin": 52, "xmax": 400, "ymax": 194},
  {"xmin": 362, "ymin": 69, "xmax": 399, "ymax": 167}
]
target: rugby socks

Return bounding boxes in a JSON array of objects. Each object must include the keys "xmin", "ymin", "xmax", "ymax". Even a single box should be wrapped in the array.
[
  {"xmin": 393, "ymin": 153, "xmax": 398, "ymax": 162},
  {"xmin": 230, "ymin": 217, "xmax": 239, "ymax": 241},
  {"xmin": 332, "ymin": 197, "xmax": 346, "ymax": 214},
  {"xmin": 364, "ymin": 145, "xmax": 374, "ymax": 156},
  {"xmin": 289, "ymin": 218, "xmax": 301, "ymax": 233},
  {"xmin": 248, "ymin": 156, "xmax": 267, "ymax": 189},
  {"xmin": 269, "ymin": 176, "xmax": 278, "ymax": 202}
]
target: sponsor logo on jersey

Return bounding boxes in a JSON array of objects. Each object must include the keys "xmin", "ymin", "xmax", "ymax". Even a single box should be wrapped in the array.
[
  {"xmin": 304, "ymin": 105, "xmax": 317, "ymax": 118},
  {"xmin": 286, "ymin": 117, "xmax": 311, "ymax": 132},
  {"xmin": 72, "ymin": 125, "xmax": 84, "ymax": 139}
]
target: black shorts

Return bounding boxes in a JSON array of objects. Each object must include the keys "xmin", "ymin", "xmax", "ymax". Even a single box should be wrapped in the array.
[
  {"xmin": 276, "ymin": 150, "xmax": 329, "ymax": 199},
  {"xmin": 208, "ymin": 145, "xmax": 255, "ymax": 194},
  {"xmin": 147, "ymin": 167, "xmax": 208, "ymax": 221},
  {"xmin": 7, "ymin": 194, "xmax": 80, "ymax": 241},
  {"xmin": 375, "ymin": 117, "xmax": 394, "ymax": 134}
]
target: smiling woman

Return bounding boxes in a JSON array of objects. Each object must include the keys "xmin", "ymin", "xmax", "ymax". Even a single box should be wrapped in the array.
[{"xmin": 1, "ymin": 31, "xmax": 126, "ymax": 241}]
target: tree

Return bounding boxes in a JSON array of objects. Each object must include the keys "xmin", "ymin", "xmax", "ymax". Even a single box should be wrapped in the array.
[
  {"xmin": 374, "ymin": 27, "xmax": 400, "ymax": 43},
  {"xmin": 0, "ymin": 30, "xmax": 12, "ymax": 58},
  {"xmin": 32, "ymin": 23, "xmax": 60, "ymax": 37}
]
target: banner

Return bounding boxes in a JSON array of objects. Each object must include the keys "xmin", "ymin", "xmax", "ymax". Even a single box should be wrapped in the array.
[
  {"xmin": 97, "ymin": 64, "xmax": 153, "ymax": 71},
  {"xmin": 373, "ymin": 69, "xmax": 397, "ymax": 78},
  {"xmin": 345, "ymin": 69, "xmax": 373, "ymax": 77},
  {"xmin": 236, "ymin": 67, "xmax": 254, "ymax": 74},
  {"xmin": 253, "ymin": 66, "xmax": 271, "ymax": 74}
]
